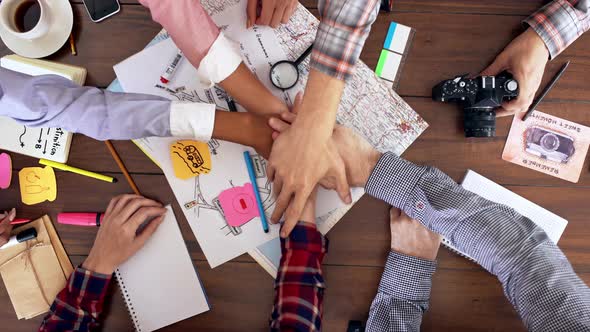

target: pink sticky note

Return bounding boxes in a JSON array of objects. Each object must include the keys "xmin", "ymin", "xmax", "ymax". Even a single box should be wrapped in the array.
[
  {"xmin": 218, "ymin": 183, "xmax": 260, "ymax": 227},
  {"xmin": 0, "ymin": 153, "xmax": 11, "ymax": 189}
]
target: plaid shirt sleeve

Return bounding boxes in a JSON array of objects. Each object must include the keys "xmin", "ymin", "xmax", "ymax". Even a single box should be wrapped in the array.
[
  {"xmin": 39, "ymin": 266, "xmax": 111, "ymax": 332},
  {"xmin": 311, "ymin": 0, "xmax": 380, "ymax": 81},
  {"xmin": 525, "ymin": 0, "xmax": 590, "ymax": 58},
  {"xmin": 270, "ymin": 222, "xmax": 328, "ymax": 332},
  {"xmin": 366, "ymin": 252, "xmax": 437, "ymax": 332}
]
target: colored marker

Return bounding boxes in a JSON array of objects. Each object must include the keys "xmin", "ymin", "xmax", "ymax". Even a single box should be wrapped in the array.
[
  {"xmin": 243, "ymin": 151, "xmax": 269, "ymax": 233},
  {"xmin": 11, "ymin": 218, "xmax": 31, "ymax": 225},
  {"xmin": 58, "ymin": 212, "xmax": 104, "ymax": 227},
  {"xmin": 160, "ymin": 50, "xmax": 184, "ymax": 84},
  {"xmin": 39, "ymin": 159, "xmax": 117, "ymax": 183},
  {"xmin": 0, "ymin": 228, "xmax": 37, "ymax": 250}
]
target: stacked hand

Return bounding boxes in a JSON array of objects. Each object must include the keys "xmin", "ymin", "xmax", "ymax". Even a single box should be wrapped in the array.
[
  {"xmin": 247, "ymin": 0, "xmax": 298, "ymax": 28},
  {"xmin": 83, "ymin": 195, "xmax": 167, "ymax": 275},
  {"xmin": 481, "ymin": 28, "xmax": 550, "ymax": 117}
]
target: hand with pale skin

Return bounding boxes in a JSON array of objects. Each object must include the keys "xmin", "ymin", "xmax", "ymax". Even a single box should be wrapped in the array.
[
  {"xmin": 480, "ymin": 28, "xmax": 550, "ymax": 117},
  {"xmin": 0, "ymin": 208, "xmax": 16, "ymax": 247},
  {"xmin": 82, "ymin": 195, "xmax": 167, "ymax": 275},
  {"xmin": 246, "ymin": 0, "xmax": 298, "ymax": 28},
  {"xmin": 267, "ymin": 87, "xmax": 351, "ymax": 238},
  {"xmin": 389, "ymin": 208, "xmax": 441, "ymax": 261}
]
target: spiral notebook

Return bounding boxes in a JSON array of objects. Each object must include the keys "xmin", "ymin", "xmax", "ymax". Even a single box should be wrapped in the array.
[
  {"xmin": 445, "ymin": 170, "xmax": 569, "ymax": 261},
  {"xmin": 115, "ymin": 206, "xmax": 209, "ymax": 331}
]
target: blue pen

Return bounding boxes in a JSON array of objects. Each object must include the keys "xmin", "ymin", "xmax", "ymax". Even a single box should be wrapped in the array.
[{"xmin": 243, "ymin": 151, "xmax": 269, "ymax": 233}]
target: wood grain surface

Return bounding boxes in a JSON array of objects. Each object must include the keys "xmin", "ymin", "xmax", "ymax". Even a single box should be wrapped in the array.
[{"xmin": 1, "ymin": 1, "xmax": 589, "ymax": 331}]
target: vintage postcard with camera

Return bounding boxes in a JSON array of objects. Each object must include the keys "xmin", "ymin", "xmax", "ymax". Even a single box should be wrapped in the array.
[{"xmin": 502, "ymin": 111, "xmax": 590, "ymax": 183}]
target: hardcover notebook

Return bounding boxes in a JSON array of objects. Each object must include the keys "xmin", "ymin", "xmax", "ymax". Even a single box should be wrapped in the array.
[
  {"xmin": 445, "ymin": 170, "xmax": 569, "ymax": 261},
  {"xmin": 0, "ymin": 55, "xmax": 82, "ymax": 163},
  {"xmin": 116, "ymin": 206, "xmax": 209, "ymax": 331}
]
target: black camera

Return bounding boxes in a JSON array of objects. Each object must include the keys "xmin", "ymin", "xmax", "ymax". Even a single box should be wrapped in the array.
[{"xmin": 432, "ymin": 72, "xmax": 519, "ymax": 137}]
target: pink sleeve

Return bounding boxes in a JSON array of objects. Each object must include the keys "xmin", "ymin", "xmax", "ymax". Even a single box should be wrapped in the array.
[{"xmin": 139, "ymin": 0, "xmax": 220, "ymax": 68}]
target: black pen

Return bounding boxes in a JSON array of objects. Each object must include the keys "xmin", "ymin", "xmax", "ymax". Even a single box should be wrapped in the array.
[
  {"xmin": 226, "ymin": 97, "xmax": 238, "ymax": 112},
  {"xmin": 523, "ymin": 60, "xmax": 570, "ymax": 121}
]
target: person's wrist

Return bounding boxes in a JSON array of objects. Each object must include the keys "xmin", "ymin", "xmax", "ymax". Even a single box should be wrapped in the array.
[
  {"xmin": 356, "ymin": 150, "xmax": 382, "ymax": 187},
  {"xmin": 83, "ymin": 254, "xmax": 116, "ymax": 275},
  {"xmin": 525, "ymin": 27, "xmax": 550, "ymax": 60}
]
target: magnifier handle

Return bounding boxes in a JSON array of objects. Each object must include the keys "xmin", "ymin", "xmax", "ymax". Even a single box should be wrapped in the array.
[{"xmin": 294, "ymin": 45, "xmax": 313, "ymax": 67}]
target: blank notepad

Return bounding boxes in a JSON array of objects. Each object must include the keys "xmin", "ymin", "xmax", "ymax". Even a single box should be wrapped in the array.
[
  {"xmin": 443, "ymin": 170, "xmax": 568, "ymax": 261},
  {"xmin": 116, "ymin": 206, "xmax": 209, "ymax": 332}
]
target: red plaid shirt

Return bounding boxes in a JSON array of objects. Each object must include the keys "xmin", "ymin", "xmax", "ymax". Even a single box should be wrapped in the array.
[
  {"xmin": 525, "ymin": 0, "xmax": 589, "ymax": 58},
  {"xmin": 39, "ymin": 267, "xmax": 111, "ymax": 332},
  {"xmin": 270, "ymin": 222, "xmax": 328, "ymax": 331},
  {"xmin": 38, "ymin": 223, "xmax": 326, "ymax": 331}
]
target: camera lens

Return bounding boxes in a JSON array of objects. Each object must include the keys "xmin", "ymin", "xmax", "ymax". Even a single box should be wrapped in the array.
[
  {"xmin": 540, "ymin": 133, "xmax": 560, "ymax": 151},
  {"xmin": 463, "ymin": 109, "xmax": 496, "ymax": 137}
]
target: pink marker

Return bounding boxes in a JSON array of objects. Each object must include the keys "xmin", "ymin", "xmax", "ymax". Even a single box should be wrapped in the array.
[
  {"xmin": 58, "ymin": 213, "xmax": 105, "ymax": 227},
  {"xmin": 11, "ymin": 218, "xmax": 31, "ymax": 225}
]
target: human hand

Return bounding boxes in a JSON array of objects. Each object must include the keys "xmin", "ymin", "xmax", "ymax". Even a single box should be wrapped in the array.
[
  {"xmin": 270, "ymin": 109, "xmax": 382, "ymax": 188},
  {"xmin": 0, "ymin": 208, "xmax": 16, "ymax": 247},
  {"xmin": 480, "ymin": 28, "xmax": 549, "ymax": 117},
  {"xmin": 267, "ymin": 94, "xmax": 350, "ymax": 238},
  {"xmin": 245, "ymin": 113, "xmax": 275, "ymax": 160},
  {"xmin": 389, "ymin": 208, "xmax": 441, "ymax": 261},
  {"xmin": 82, "ymin": 195, "xmax": 167, "ymax": 275},
  {"xmin": 247, "ymin": 0, "xmax": 298, "ymax": 28}
]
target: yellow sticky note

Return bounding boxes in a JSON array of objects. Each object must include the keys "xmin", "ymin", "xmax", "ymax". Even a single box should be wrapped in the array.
[
  {"xmin": 170, "ymin": 140, "xmax": 212, "ymax": 180},
  {"xmin": 19, "ymin": 166, "xmax": 57, "ymax": 205}
]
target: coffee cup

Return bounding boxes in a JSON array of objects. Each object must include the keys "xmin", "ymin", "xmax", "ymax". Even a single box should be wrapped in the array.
[{"xmin": 0, "ymin": 0, "xmax": 50, "ymax": 40}]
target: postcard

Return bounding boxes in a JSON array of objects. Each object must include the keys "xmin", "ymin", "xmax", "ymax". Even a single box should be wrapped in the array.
[{"xmin": 502, "ymin": 111, "xmax": 590, "ymax": 183}]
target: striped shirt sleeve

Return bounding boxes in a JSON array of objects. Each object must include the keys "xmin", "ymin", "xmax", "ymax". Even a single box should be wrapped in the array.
[
  {"xmin": 524, "ymin": 0, "xmax": 590, "ymax": 58},
  {"xmin": 365, "ymin": 152, "xmax": 590, "ymax": 331},
  {"xmin": 270, "ymin": 222, "xmax": 328, "ymax": 331},
  {"xmin": 311, "ymin": 0, "xmax": 380, "ymax": 80}
]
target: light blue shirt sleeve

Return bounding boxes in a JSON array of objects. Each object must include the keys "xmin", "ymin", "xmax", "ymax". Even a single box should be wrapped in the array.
[{"xmin": 0, "ymin": 67, "xmax": 172, "ymax": 140}]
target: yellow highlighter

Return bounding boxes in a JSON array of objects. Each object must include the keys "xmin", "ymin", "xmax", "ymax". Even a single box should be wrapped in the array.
[{"xmin": 39, "ymin": 159, "xmax": 117, "ymax": 183}]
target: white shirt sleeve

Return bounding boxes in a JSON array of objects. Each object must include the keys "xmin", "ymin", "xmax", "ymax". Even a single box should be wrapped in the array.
[
  {"xmin": 169, "ymin": 101, "xmax": 216, "ymax": 141},
  {"xmin": 197, "ymin": 32, "xmax": 243, "ymax": 88}
]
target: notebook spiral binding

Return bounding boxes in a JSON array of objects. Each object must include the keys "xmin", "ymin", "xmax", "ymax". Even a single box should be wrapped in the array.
[
  {"xmin": 115, "ymin": 269, "xmax": 142, "ymax": 332},
  {"xmin": 441, "ymin": 238, "xmax": 477, "ymax": 263}
]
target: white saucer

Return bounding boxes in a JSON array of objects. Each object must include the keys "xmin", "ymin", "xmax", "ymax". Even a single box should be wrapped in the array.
[{"xmin": 0, "ymin": 0, "xmax": 73, "ymax": 59}]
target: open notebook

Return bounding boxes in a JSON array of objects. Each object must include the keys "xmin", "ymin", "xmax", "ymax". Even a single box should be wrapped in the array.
[
  {"xmin": 115, "ymin": 206, "xmax": 209, "ymax": 331},
  {"xmin": 444, "ymin": 170, "xmax": 569, "ymax": 261},
  {"xmin": 0, "ymin": 55, "xmax": 82, "ymax": 163}
]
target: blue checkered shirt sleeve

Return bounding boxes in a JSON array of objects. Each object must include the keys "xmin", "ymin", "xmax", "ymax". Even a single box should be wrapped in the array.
[
  {"xmin": 365, "ymin": 152, "xmax": 590, "ymax": 331},
  {"xmin": 366, "ymin": 251, "xmax": 436, "ymax": 332}
]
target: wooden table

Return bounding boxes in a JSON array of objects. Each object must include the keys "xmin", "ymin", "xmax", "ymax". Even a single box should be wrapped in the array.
[{"xmin": 1, "ymin": 1, "xmax": 589, "ymax": 331}]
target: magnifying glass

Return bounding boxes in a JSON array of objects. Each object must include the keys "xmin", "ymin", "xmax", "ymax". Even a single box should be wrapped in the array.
[{"xmin": 269, "ymin": 45, "xmax": 313, "ymax": 90}]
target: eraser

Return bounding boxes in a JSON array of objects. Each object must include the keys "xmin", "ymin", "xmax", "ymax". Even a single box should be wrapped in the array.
[
  {"xmin": 375, "ymin": 50, "xmax": 402, "ymax": 82},
  {"xmin": 384, "ymin": 22, "xmax": 411, "ymax": 54}
]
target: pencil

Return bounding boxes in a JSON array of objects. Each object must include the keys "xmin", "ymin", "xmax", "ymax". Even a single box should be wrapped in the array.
[
  {"xmin": 104, "ymin": 140, "xmax": 141, "ymax": 195},
  {"xmin": 69, "ymin": 33, "xmax": 77, "ymax": 56},
  {"xmin": 523, "ymin": 60, "xmax": 570, "ymax": 121},
  {"xmin": 39, "ymin": 159, "xmax": 116, "ymax": 183}
]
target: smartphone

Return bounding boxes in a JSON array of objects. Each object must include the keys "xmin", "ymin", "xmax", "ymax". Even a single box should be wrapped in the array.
[{"xmin": 82, "ymin": 0, "xmax": 121, "ymax": 23}]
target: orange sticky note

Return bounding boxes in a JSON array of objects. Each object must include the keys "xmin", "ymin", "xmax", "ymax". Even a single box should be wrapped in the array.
[
  {"xmin": 170, "ymin": 140, "xmax": 212, "ymax": 180},
  {"xmin": 18, "ymin": 166, "xmax": 57, "ymax": 205}
]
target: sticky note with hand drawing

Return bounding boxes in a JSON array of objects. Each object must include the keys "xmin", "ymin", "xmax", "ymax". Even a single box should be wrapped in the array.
[
  {"xmin": 170, "ymin": 140, "xmax": 212, "ymax": 180},
  {"xmin": 218, "ymin": 183, "xmax": 259, "ymax": 227},
  {"xmin": 18, "ymin": 166, "xmax": 57, "ymax": 205}
]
